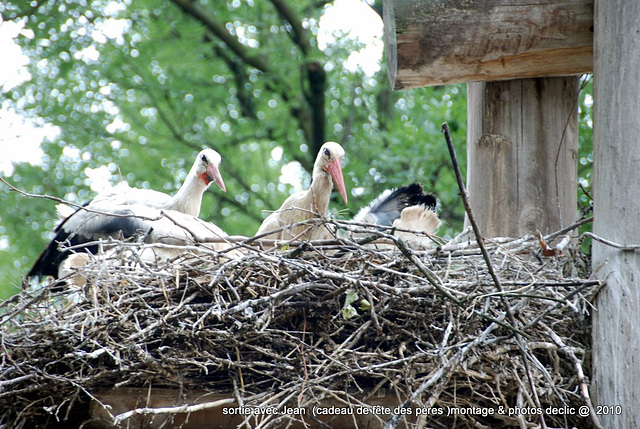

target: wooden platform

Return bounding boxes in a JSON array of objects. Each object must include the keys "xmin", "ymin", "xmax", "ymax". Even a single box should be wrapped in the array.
[{"xmin": 88, "ymin": 388, "xmax": 415, "ymax": 428}]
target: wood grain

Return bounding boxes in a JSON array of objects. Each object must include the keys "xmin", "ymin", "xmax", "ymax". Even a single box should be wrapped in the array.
[
  {"xmin": 592, "ymin": 1, "xmax": 640, "ymax": 427},
  {"xmin": 465, "ymin": 77, "xmax": 579, "ymax": 237},
  {"xmin": 384, "ymin": 0, "xmax": 594, "ymax": 89}
]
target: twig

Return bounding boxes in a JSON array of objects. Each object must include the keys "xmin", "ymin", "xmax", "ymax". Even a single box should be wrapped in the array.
[
  {"xmin": 113, "ymin": 398, "xmax": 236, "ymax": 425},
  {"xmin": 581, "ymin": 231, "xmax": 640, "ymax": 251},
  {"xmin": 547, "ymin": 326, "xmax": 604, "ymax": 429},
  {"xmin": 442, "ymin": 122, "xmax": 546, "ymax": 428},
  {"xmin": 441, "ymin": 123, "xmax": 508, "ymax": 300},
  {"xmin": 298, "ymin": 307, "xmax": 309, "ymax": 404},
  {"xmin": 383, "ymin": 321, "xmax": 500, "ymax": 429},
  {"xmin": 1, "ymin": 177, "xmax": 164, "ymax": 222}
]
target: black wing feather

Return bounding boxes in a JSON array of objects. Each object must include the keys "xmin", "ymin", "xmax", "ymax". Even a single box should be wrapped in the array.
[
  {"xmin": 353, "ymin": 183, "xmax": 437, "ymax": 226},
  {"xmin": 27, "ymin": 206, "xmax": 151, "ymax": 279}
]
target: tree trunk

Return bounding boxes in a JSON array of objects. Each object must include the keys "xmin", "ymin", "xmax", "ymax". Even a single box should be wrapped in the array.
[
  {"xmin": 592, "ymin": 1, "xmax": 640, "ymax": 427},
  {"xmin": 306, "ymin": 61, "xmax": 326, "ymax": 157},
  {"xmin": 466, "ymin": 77, "xmax": 579, "ymax": 237}
]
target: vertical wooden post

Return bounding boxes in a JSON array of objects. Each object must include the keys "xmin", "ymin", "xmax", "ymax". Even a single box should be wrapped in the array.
[
  {"xmin": 592, "ymin": 2, "xmax": 640, "ymax": 427},
  {"xmin": 466, "ymin": 77, "xmax": 579, "ymax": 237}
]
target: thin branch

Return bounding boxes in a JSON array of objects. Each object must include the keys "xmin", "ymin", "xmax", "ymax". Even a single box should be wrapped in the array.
[
  {"xmin": 547, "ymin": 325, "xmax": 604, "ymax": 429},
  {"xmin": 268, "ymin": 0, "xmax": 310, "ymax": 55},
  {"xmin": 442, "ymin": 121, "xmax": 547, "ymax": 428},
  {"xmin": 581, "ymin": 231, "xmax": 640, "ymax": 251},
  {"xmin": 170, "ymin": 0, "xmax": 268, "ymax": 72},
  {"xmin": 114, "ymin": 398, "xmax": 236, "ymax": 425}
]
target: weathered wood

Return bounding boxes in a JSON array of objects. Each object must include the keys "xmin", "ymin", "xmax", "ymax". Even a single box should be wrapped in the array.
[
  {"xmin": 466, "ymin": 77, "xmax": 578, "ymax": 237},
  {"xmin": 384, "ymin": 0, "xmax": 594, "ymax": 89},
  {"xmin": 89, "ymin": 388, "xmax": 414, "ymax": 428},
  {"xmin": 592, "ymin": 1, "xmax": 640, "ymax": 428}
]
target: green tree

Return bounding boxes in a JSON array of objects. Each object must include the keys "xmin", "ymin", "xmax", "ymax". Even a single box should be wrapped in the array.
[{"xmin": 2, "ymin": 0, "xmax": 589, "ymax": 300}]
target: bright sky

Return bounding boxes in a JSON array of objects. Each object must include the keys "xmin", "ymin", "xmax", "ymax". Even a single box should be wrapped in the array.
[
  {"xmin": 0, "ymin": 0, "xmax": 383, "ymax": 187},
  {"xmin": 0, "ymin": 20, "xmax": 48, "ymax": 175}
]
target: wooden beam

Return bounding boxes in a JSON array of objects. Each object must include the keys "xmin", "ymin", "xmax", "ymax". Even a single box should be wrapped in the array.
[
  {"xmin": 89, "ymin": 388, "xmax": 413, "ymax": 428},
  {"xmin": 592, "ymin": 1, "xmax": 640, "ymax": 427},
  {"xmin": 466, "ymin": 77, "xmax": 579, "ymax": 237},
  {"xmin": 384, "ymin": 0, "xmax": 594, "ymax": 89}
]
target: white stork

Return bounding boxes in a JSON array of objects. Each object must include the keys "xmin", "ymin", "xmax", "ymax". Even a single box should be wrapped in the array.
[
  {"xmin": 392, "ymin": 205, "xmax": 442, "ymax": 248},
  {"xmin": 55, "ymin": 206, "xmax": 236, "ymax": 284},
  {"xmin": 88, "ymin": 148, "xmax": 226, "ymax": 217},
  {"xmin": 352, "ymin": 183, "xmax": 441, "ymax": 248},
  {"xmin": 28, "ymin": 148, "xmax": 229, "ymax": 279},
  {"xmin": 255, "ymin": 141, "xmax": 348, "ymax": 242}
]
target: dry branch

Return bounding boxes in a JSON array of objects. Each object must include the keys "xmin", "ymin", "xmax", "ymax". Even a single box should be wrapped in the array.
[{"xmin": 1, "ymin": 223, "xmax": 598, "ymax": 428}]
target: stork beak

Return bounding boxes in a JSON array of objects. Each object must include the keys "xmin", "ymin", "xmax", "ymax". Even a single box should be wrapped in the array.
[
  {"xmin": 207, "ymin": 163, "xmax": 226, "ymax": 192},
  {"xmin": 326, "ymin": 158, "xmax": 348, "ymax": 204}
]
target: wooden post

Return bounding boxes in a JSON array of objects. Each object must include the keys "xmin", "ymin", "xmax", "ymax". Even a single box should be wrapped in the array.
[
  {"xmin": 466, "ymin": 77, "xmax": 579, "ymax": 237},
  {"xmin": 592, "ymin": 1, "xmax": 640, "ymax": 427},
  {"xmin": 384, "ymin": 0, "xmax": 593, "ymax": 89}
]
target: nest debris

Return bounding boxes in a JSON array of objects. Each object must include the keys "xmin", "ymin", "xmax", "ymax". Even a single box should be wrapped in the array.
[{"xmin": 1, "ymin": 220, "xmax": 599, "ymax": 428}]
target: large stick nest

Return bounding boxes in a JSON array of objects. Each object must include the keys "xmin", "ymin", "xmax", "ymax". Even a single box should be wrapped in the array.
[{"xmin": 1, "ymin": 220, "xmax": 598, "ymax": 428}]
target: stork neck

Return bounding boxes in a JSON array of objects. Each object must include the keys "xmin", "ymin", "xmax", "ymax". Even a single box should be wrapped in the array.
[
  {"xmin": 308, "ymin": 166, "xmax": 333, "ymax": 215},
  {"xmin": 170, "ymin": 173, "xmax": 207, "ymax": 217}
]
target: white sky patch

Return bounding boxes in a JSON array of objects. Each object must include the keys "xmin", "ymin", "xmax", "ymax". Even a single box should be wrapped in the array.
[
  {"xmin": 271, "ymin": 146, "xmax": 283, "ymax": 162},
  {"xmin": 84, "ymin": 165, "xmax": 114, "ymax": 192},
  {"xmin": 0, "ymin": 106, "xmax": 57, "ymax": 175},
  {"xmin": 0, "ymin": 20, "xmax": 56, "ymax": 175},
  {"xmin": 74, "ymin": 45, "xmax": 100, "ymax": 63},
  {"xmin": 104, "ymin": 1, "xmax": 128, "ymax": 17},
  {"xmin": 91, "ymin": 18, "xmax": 130, "ymax": 45},
  {"xmin": 318, "ymin": 0, "xmax": 383, "ymax": 75},
  {"xmin": 0, "ymin": 21, "xmax": 32, "ymax": 91},
  {"xmin": 62, "ymin": 145, "xmax": 81, "ymax": 160},
  {"xmin": 106, "ymin": 116, "xmax": 129, "ymax": 134},
  {"xmin": 0, "ymin": 236, "xmax": 9, "ymax": 251},
  {"xmin": 280, "ymin": 161, "xmax": 306, "ymax": 193},
  {"xmin": 584, "ymin": 94, "xmax": 593, "ymax": 108}
]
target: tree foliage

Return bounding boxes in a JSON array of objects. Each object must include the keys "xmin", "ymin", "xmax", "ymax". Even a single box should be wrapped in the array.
[
  {"xmin": 0, "ymin": 0, "xmax": 591, "ymax": 299},
  {"xmin": 0, "ymin": 0, "xmax": 469, "ymax": 298}
]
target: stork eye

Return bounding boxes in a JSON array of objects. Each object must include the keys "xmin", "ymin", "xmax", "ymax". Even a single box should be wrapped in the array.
[
  {"xmin": 323, "ymin": 148, "xmax": 330, "ymax": 157},
  {"xmin": 201, "ymin": 154, "xmax": 207, "ymax": 163}
]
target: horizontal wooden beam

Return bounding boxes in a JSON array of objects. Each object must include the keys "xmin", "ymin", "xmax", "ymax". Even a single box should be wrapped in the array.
[
  {"xmin": 90, "ymin": 388, "xmax": 413, "ymax": 428},
  {"xmin": 384, "ymin": 0, "xmax": 594, "ymax": 89}
]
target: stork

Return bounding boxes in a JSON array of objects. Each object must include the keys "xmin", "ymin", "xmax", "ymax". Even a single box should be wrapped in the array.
[
  {"xmin": 255, "ymin": 141, "xmax": 348, "ymax": 242},
  {"xmin": 28, "ymin": 148, "xmax": 228, "ymax": 279},
  {"xmin": 54, "ymin": 206, "xmax": 237, "ymax": 285},
  {"xmin": 352, "ymin": 183, "xmax": 441, "ymax": 248},
  {"xmin": 85, "ymin": 148, "xmax": 226, "ymax": 218},
  {"xmin": 392, "ymin": 204, "xmax": 442, "ymax": 248},
  {"xmin": 352, "ymin": 183, "xmax": 436, "ymax": 226}
]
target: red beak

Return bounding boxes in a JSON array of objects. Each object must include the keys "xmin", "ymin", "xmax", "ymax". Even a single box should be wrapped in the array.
[
  {"xmin": 326, "ymin": 158, "xmax": 348, "ymax": 204},
  {"xmin": 206, "ymin": 163, "xmax": 226, "ymax": 192}
]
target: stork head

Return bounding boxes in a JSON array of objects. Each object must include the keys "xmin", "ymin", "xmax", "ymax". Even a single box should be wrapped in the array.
[
  {"xmin": 194, "ymin": 149, "xmax": 226, "ymax": 192},
  {"xmin": 318, "ymin": 141, "xmax": 348, "ymax": 204}
]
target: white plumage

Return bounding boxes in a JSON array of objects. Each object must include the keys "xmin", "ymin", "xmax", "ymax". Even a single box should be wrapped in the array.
[
  {"xmin": 352, "ymin": 183, "xmax": 441, "ymax": 248},
  {"xmin": 54, "ymin": 206, "xmax": 237, "ymax": 285},
  {"xmin": 255, "ymin": 141, "xmax": 348, "ymax": 243},
  {"xmin": 352, "ymin": 183, "xmax": 436, "ymax": 226},
  {"xmin": 29, "ymin": 148, "xmax": 229, "ymax": 280},
  {"xmin": 90, "ymin": 148, "xmax": 225, "ymax": 217},
  {"xmin": 393, "ymin": 205, "xmax": 442, "ymax": 248}
]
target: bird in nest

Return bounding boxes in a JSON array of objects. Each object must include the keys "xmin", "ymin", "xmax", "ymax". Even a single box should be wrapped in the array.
[
  {"xmin": 28, "ymin": 148, "xmax": 234, "ymax": 283},
  {"xmin": 255, "ymin": 141, "xmax": 348, "ymax": 244}
]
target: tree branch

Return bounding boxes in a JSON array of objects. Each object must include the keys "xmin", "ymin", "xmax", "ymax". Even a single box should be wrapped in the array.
[
  {"xmin": 170, "ymin": 0, "xmax": 268, "ymax": 72},
  {"xmin": 268, "ymin": 0, "xmax": 310, "ymax": 55}
]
